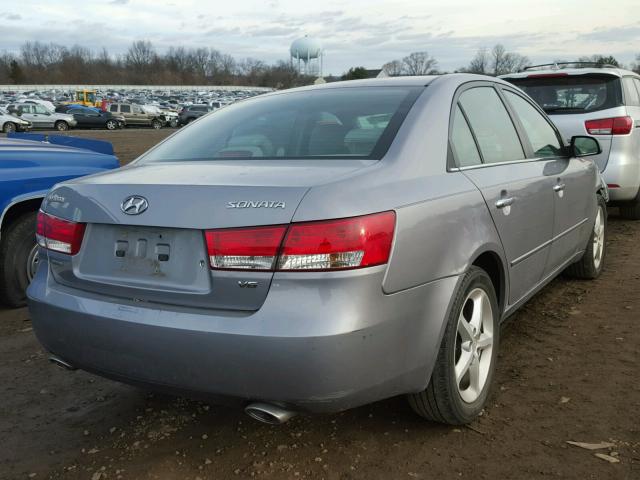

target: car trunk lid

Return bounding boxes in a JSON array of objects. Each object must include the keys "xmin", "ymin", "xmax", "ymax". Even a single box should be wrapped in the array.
[{"xmin": 42, "ymin": 160, "xmax": 373, "ymax": 311}]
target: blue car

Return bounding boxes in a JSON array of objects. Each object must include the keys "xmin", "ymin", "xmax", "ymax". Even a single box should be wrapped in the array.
[{"xmin": 0, "ymin": 133, "xmax": 119, "ymax": 307}]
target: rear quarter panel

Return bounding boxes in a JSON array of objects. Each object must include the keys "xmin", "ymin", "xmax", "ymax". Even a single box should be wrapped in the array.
[{"xmin": 293, "ymin": 76, "xmax": 508, "ymax": 299}]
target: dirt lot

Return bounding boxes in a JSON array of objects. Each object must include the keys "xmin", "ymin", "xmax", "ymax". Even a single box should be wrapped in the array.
[
  {"xmin": 1, "ymin": 130, "xmax": 639, "ymax": 479},
  {"xmin": 3, "ymin": 128, "xmax": 174, "ymax": 165}
]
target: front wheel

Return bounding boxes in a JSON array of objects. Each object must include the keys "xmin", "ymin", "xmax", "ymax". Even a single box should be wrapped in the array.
[
  {"xmin": 565, "ymin": 194, "xmax": 607, "ymax": 279},
  {"xmin": 105, "ymin": 119, "xmax": 118, "ymax": 130},
  {"xmin": 54, "ymin": 121, "xmax": 69, "ymax": 131},
  {"xmin": 2, "ymin": 122, "xmax": 16, "ymax": 133},
  {"xmin": 408, "ymin": 266, "xmax": 499, "ymax": 424},
  {"xmin": 0, "ymin": 212, "xmax": 38, "ymax": 308}
]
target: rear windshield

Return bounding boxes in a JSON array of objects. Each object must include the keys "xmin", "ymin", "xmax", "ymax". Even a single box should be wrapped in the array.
[
  {"xmin": 139, "ymin": 86, "xmax": 422, "ymax": 162},
  {"xmin": 507, "ymin": 75, "xmax": 623, "ymax": 114}
]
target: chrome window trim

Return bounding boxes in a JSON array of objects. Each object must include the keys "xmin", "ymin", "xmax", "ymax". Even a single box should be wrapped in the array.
[{"xmin": 449, "ymin": 156, "xmax": 565, "ymax": 172}]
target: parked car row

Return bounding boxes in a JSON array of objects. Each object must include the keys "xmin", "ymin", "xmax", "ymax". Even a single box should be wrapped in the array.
[
  {"xmin": 0, "ymin": 87, "xmax": 267, "ymax": 132},
  {"xmin": 13, "ymin": 72, "xmax": 619, "ymax": 429}
]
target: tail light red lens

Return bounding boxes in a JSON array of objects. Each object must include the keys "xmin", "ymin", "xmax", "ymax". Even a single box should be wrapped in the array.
[
  {"xmin": 278, "ymin": 212, "xmax": 396, "ymax": 271},
  {"xmin": 204, "ymin": 211, "xmax": 396, "ymax": 271},
  {"xmin": 36, "ymin": 211, "xmax": 86, "ymax": 255},
  {"xmin": 585, "ymin": 116, "xmax": 633, "ymax": 135},
  {"xmin": 205, "ymin": 225, "xmax": 287, "ymax": 270}
]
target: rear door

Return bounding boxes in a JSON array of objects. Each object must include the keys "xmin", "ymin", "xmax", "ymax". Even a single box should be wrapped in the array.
[
  {"xmin": 451, "ymin": 83, "xmax": 555, "ymax": 305},
  {"xmin": 501, "ymin": 87, "xmax": 594, "ymax": 275},
  {"xmin": 18, "ymin": 105, "xmax": 40, "ymax": 127}
]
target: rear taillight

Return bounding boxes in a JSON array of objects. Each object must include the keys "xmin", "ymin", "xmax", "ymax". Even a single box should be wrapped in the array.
[
  {"xmin": 36, "ymin": 210, "xmax": 86, "ymax": 255},
  {"xmin": 205, "ymin": 225, "xmax": 287, "ymax": 270},
  {"xmin": 204, "ymin": 211, "xmax": 396, "ymax": 272},
  {"xmin": 585, "ymin": 116, "xmax": 633, "ymax": 135},
  {"xmin": 278, "ymin": 212, "xmax": 396, "ymax": 271}
]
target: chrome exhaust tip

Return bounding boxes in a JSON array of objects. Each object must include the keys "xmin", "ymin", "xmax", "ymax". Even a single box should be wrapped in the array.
[
  {"xmin": 244, "ymin": 402, "xmax": 296, "ymax": 425},
  {"xmin": 48, "ymin": 355, "xmax": 77, "ymax": 371}
]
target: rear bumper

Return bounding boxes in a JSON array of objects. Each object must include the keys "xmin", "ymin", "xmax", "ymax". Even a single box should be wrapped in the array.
[
  {"xmin": 28, "ymin": 258, "xmax": 458, "ymax": 413},
  {"xmin": 602, "ymin": 147, "xmax": 640, "ymax": 202}
]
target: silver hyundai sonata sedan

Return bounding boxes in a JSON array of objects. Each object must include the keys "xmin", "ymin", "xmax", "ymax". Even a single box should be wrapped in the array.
[{"xmin": 28, "ymin": 75, "xmax": 607, "ymax": 425}]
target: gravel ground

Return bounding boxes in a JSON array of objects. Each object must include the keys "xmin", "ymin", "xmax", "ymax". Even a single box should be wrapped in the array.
[{"xmin": 1, "ymin": 129, "xmax": 639, "ymax": 479}]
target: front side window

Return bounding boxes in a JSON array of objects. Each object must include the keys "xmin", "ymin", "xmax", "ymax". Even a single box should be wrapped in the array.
[
  {"xmin": 139, "ymin": 87, "xmax": 422, "ymax": 162},
  {"xmin": 450, "ymin": 105, "xmax": 481, "ymax": 167},
  {"xmin": 459, "ymin": 87, "xmax": 525, "ymax": 164},
  {"xmin": 109, "ymin": 105, "xmax": 118, "ymax": 113},
  {"xmin": 34, "ymin": 105, "xmax": 48, "ymax": 114},
  {"xmin": 504, "ymin": 91, "xmax": 564, "ymax": 158}
]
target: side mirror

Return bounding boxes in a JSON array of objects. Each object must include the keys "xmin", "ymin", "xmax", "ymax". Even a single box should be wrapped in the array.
[{"xmin": 570, "ymin": 136, "xmax": 601, "ymax": 157}]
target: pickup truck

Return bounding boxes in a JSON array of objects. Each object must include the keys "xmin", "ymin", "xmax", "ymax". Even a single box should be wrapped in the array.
[{"xmin": 0, "ymin": 133, "xmax": 119, "ymax": 307}]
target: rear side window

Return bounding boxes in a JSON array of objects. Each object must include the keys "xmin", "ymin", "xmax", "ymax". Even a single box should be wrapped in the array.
[
  {"xmin": 634, "ymin": 79, "xmax": 640, "ymax": 100},
  {"xmin": 459, "ymin": 87, "xmax": 525, "ymax": 164},
  {"xmin": 120, "ymin": 105, "xmax": 131, "ymax": 113},
  {"xmin": 507, "ymin": 75, "xmax": 623, "ymax": 114},
  {"xmin": 450, "ymin": 106, "xmax": 481, "ymax": 167},
  {"xmin": 504, "ymin": 91, "xmax": 564, "ymax": 158},
  {"xmin": 140, "ymin": 87, "xmax": 422, "ymax": 162},
  {"xmin": 622, "ymin": 77, "xmax": 640, "ymax": 106}
]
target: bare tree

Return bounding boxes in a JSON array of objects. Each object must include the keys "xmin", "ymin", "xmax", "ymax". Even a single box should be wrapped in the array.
[
  {"xmin": 491, "ymin": 44, "xmax": 529, "ymax": 76},
  {"xmin": 125, "ymin": 40, "xmax": 157, "ymax": 76},
  {"xmin": 465, "ymin": 48, "xmax": 490, "ymax": 74},
  {"xmin": 402, "ymin": 51, "xmax": 438, "ymax": 75},
  {"xmin": 382, "ymin": 59, "xmax": 404, "ymax": 76}
]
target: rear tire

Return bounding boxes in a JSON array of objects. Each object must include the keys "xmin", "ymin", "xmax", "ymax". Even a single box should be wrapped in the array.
[
  {"xmin": 105, "ymin": 119, "xmax": 118, "ymax": 130},
  {"xmin": 565, "ymin": 195, "xmax": 607, "ymax": 279},
  {"xmin": 407, "ymin": 266, "xmax": 499, "ymax": 425},
  {"xmin": 619, "ymin": 193, "xmax": 640, "ymax": 220},
  {"xmin": 151, "ymin": 119, "xmax": 162, "ymax": 129},
  {"xmin": 2, "ymin": 122, "xmax": 16, "ymax": 133},
  {"xmin": 0, "ymin": 212, "xmax": 38, "ymax": 308},
  {"xmin": 54, "ymin": 121, "xmax": 69, "ymax": 131}
]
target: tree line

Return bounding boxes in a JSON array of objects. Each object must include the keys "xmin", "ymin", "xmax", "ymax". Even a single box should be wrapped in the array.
[
  {"xmin": 0, "ymin": 40, "xmax": 313, "ymax": 88},
  {"xmin": 375, "ymin": 45, "xmax": 638, "ymax": 78},
  {"xmin": 1, "ymin": 40, "xmax": 638, "ymax": 87}
]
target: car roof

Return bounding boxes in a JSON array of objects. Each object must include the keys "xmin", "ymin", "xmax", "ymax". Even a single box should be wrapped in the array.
[
  {"xmin": 263, "ymin": 74, "xmax": 514, "ymax": 97},
  {"xmin": 500, "ymin": 67, "xmax": 640, "ymax": 80}
]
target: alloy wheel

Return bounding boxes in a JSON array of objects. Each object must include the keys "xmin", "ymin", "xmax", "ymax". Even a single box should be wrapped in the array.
[
  {"xmin": 454, "ymin": 288, "xmax": 494, "ymax": 403},
  {"xmin": 26, "ymin": 244, "xmax": 39, "ymax": 282},
  {"xmin": 592, "ymin": 205, "xmax": 605, "ymax": 269}
]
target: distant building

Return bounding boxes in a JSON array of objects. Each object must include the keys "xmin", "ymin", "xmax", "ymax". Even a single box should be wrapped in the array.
[{"xmin": 364, "ymin": 69, "xmax": 388, "ymax": 79}]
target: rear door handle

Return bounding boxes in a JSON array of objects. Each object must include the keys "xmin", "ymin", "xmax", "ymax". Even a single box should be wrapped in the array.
[
  {"xmin": 495, "ymin": 197, "xmax": 515, "ymax": 209},
  {"xmin": 553, "ymin": 183, "xmax": 566, "ymax": 192}
]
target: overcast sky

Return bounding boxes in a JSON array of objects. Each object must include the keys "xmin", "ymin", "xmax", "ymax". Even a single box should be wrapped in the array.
[{"xmin": 1, "ymin": 0, "xmax": 639, "ymax": 74}]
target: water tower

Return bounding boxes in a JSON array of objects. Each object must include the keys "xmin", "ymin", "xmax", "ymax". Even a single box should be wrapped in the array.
[{"xmin": 290, "ymin": 36, "xmax": 324, "ymax": 77}]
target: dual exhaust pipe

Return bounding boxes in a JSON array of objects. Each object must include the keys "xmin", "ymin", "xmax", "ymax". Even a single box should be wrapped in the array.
[{"xmin": 49, "ymin": 355, "xmax": 295, "ymax": 424}]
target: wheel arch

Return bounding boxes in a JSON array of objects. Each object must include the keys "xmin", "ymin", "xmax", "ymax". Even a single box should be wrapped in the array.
[
  {"xmin": 0, "ymin": 195, "xmax": 45, "ymax": 241},
  {"xmin": 469, "ymin": 248, "xmax": 508, "ymax": 316}
]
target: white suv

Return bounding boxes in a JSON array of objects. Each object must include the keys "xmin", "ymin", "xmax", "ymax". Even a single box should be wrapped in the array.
[{"xmin": 502, "ymin": 63, "xmax": 640, "ymax": 218}]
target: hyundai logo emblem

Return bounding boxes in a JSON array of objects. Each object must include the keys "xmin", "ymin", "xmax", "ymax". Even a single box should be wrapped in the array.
[{"xmin": 121, "ymin": 195, "xmax": 149, "ymax": 215}]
